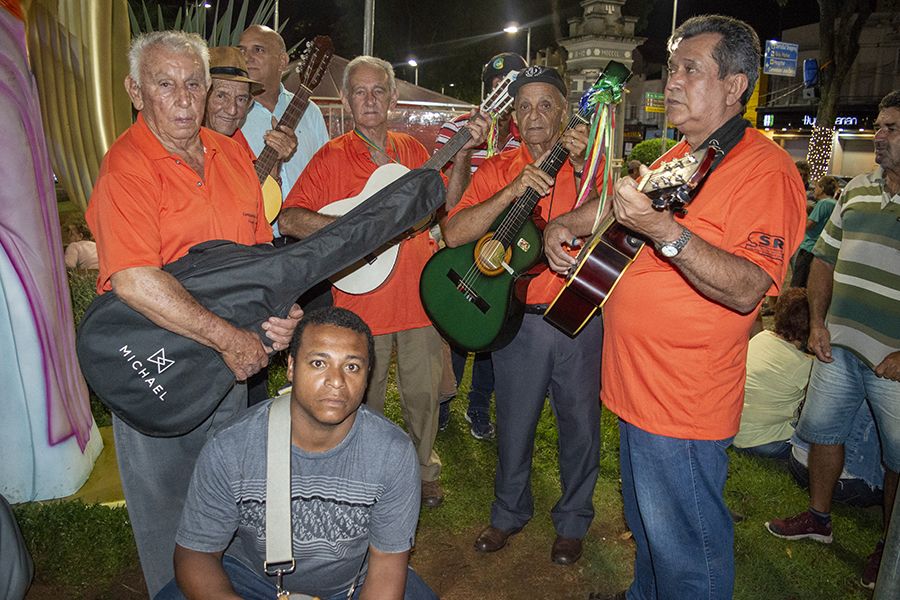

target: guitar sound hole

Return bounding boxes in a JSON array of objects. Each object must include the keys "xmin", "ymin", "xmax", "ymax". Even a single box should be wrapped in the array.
[{"xmin": 477, "ymin": 239, "xmax": 507, "ymax": 270}]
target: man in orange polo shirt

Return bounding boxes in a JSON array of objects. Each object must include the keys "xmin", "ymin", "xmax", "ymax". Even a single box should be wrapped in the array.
[
  {"xmin": 545, "ymin": 16, "xmax": 805, "ymax": 599},
  {"xmin": 278, "ymin": 56, "xmax": 486, "ymax": 509},
  {"xmin": 443, "ymin": 66, "xmax": 604, "ymax": 566},
  {"xmin": 85, "ymin": 31, "xmax": 302, "ymax": 596}
]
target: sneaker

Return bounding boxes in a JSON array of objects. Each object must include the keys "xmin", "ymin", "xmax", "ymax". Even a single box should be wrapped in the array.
[
  {"xmin": 438, "ymin": 400, "xmax": 451, "ymax": 431},
  {"xmin": 860, "ymin": 540, "xmax": 884, "ymax": 589},
  {"xmin": 465, "ymin": 411, "xmax": 495, "ymax": 440},
  {"xmin": 764, "ymin": 510, "xmax": 833, "ymax": 543}
]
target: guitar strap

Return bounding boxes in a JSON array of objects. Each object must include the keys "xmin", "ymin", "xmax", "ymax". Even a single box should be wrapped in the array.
[{"xmin": 692, "ymin": 114, "xmax": 750, "ymax": 175}]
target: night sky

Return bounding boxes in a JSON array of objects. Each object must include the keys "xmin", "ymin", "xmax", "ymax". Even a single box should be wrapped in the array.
[{"xmin": 273, "ymin": 0, "xmax": 822, "ymax": 102}]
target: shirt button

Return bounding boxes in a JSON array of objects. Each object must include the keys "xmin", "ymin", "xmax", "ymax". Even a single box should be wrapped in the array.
[
  {"xmin": 196, "ymin": 181, "xmax": 202, "ymax": 187},
  {"xmin": 175, "ymin": 160, "xmax": 181, "ymax": 165}
]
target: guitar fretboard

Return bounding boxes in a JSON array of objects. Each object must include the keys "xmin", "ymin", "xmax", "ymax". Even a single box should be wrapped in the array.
[
  {"xmin": 254, "ymin": 84, "xmax": 314, "ymax": 184},
  {"xmin": 492, "ymin": 111, "xmax": 588, "ymax": 248}
]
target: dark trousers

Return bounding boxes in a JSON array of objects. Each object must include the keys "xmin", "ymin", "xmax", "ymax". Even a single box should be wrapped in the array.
[
  {"xmin": 450, "ymin": 348, "xmax": 494, "ymax": 416},
  {"xmin": 490, "ymin": 314, "xmax": 603, "ymax": 538}
]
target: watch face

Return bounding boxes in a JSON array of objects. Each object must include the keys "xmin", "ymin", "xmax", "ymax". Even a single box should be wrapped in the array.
[{"xmin": 661, "ymin": 244, "xmax": 678, "ymax": 258}]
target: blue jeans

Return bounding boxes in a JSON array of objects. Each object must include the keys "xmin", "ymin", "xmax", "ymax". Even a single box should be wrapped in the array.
[
  {"xmin": 619, "ymin": 421, "xmax": 734, "ymax": 600},
  {"xmin": 796, "ymin": 346, "xmax": 900, "ymax": 471},
  {"xmin": 450, "ymin": 347, "xmax": 493, "ymax": 416},
  {"xmin": 155, "ymin": 555, "xmax": 438, "ymax": 600}
]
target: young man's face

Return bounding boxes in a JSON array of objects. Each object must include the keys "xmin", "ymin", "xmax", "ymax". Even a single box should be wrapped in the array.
[{"xmin": 287, "ymin": 323, "xmax": 369, "ymax": 435}]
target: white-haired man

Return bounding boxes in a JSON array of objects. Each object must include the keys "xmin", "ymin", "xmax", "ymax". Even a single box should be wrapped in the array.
[
  {"xmin": 85, "ymin": 31, "xmax": 302, "ymax": 596},
  {"xmin": 278, "ymin": 56, "xmax": 487, "ymax": 509}
]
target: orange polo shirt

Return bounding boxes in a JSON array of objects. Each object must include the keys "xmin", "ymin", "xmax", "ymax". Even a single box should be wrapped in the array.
[
  {"xmin": 449, "ymin": 143, "xmax": 607, "ymax": 305},
  {"xmin": 283, "ymin": 131, "xmax": 436, "ymax": 335},
  {"xmin": 601, "ymin": 129, "xmax": 806, "ymax": 440},
  {"xmin": 87, "ymin": 113, "xmax": 271, "ymax": 293}
]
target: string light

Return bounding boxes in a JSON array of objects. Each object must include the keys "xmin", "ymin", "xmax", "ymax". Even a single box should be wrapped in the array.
[{"xmin": 807, "ymin": 124, "xmax": 834, "ymax": 181}]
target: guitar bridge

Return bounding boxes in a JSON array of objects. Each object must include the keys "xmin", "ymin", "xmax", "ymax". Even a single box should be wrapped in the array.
[{"xmin": 447, "ymin": 269, "xmax": 490, "ymax": 314}]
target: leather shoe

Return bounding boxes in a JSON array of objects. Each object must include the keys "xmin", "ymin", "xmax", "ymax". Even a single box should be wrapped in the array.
[
  {"xmin": 473, "ymin": 524, "xmax": 522, "ymax": 552},
  {"xmin": 421, "ymin": 479, "xmax": 444, "ymax": 508},
  {"xmin": 551, "ymin": 535, "xmax": 583, "ymax": 565}
]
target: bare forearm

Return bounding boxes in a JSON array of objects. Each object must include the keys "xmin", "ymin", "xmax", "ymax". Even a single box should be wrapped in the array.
[
  {"xmin": 806, "ymin": 257, "xmax": 835, "ymax": 326},
  {"xmin": 444, "ymin": 159, "xmax": 473, "ymax": 212},
  {"xmin": 278, "ymin": 206, "xmax": 335, "ymax": 239},
  {"xmin": 174, "ymin": 546, "xmax": 241, "ymax": 600},
  {"xmin": 111, "ymin": 267, "xmax": 238, "ymax": 353},
  {"xmin": 550, "ymin": 197, "xmax": 602, "ymax": 237},
  {"xmin": 443, "ymin": 187, "xmax": 516, "ymax": 247},
  {"xmin": 669, "ymin": 230, "xmax": 772, "ymax": 314},
  {"xmin": 358, "ymin": 548, "xmax": 408, "ymax": 600}
]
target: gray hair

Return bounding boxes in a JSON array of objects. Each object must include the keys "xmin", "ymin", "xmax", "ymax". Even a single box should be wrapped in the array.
[
  {"xmin": 129, "ymin": 31, "xmax": 210, "ymax": 87},
  {"xmin": 668, "ymin": 15, "xmax": 760, "ymax": 106},
  {"xmin": 879, "ymin": 90, "xmax": 900, "ymax": 112},
  {"xmin": 341, "ymin": 55, "xmax": 397, "ymax": 97}
]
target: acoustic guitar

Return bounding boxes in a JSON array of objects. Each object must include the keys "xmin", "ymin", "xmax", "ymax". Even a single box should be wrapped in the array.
[
  {"xmin": 319, "ymin": 71, "xmax": 518, "ymax": 295},
  {"xmin": 258, "ymin": 36, "xmax": 334, "ymax": 224},
  {"xmin": 418, "ymin": 61, "xmax": 631, "ymax": 352},
  {"xmin": 543, "ymin": 146, "xmax": 717, "ymax": 337}
]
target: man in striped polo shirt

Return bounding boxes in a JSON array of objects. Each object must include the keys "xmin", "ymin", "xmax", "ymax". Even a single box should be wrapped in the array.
[{"xmin": 766, "ymin": 90, "xmax": 900, "ymax": 590}]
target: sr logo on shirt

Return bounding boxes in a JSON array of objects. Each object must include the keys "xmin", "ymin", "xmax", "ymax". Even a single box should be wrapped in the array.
[{"xmin": 744, "ymin": 231, "xmax": 786, "ymax": 262}]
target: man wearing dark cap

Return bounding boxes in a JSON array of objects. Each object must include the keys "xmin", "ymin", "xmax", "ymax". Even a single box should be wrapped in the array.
[
  {"xmin": 432, "ymin": 52, "xmax": 526, "ymax": 441},
  {"xmin": 443, "ymin": 65, "xmax": 606, "ymax": 565}
]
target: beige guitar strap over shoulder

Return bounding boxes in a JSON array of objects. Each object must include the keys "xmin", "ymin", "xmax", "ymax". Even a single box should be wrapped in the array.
[{"xmin": 265, "ymin": 394, "xmax": 319, "ymax": 600}]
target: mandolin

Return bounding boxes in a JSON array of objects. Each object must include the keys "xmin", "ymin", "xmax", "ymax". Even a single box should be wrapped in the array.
[{"xmin": 257, "ymin": 36, "xmax": 334, "ymax": 224}]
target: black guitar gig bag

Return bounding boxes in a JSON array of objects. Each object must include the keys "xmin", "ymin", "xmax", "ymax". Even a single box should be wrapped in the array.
[{"xmin": 77, "ymin": 169, "xmax": 444, "ymax": 437}]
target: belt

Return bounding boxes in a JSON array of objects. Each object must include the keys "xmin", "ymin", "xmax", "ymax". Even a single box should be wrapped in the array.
[{"xmin": 523, "ymin": 304, "xmax": 549, "ymax": 315}]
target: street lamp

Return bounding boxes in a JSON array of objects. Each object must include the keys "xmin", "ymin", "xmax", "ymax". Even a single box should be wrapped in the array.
[
  {"xmin": 407, "ymin": 59, "xmax": 419, "ymax": 86},
  {"xmin": 504, "ymin": 24, "xmax": 531, "ymax": 66}
]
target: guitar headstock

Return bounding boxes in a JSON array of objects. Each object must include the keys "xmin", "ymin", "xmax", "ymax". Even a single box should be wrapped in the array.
[
  {"xmin": 294, "ymin": 36, "xmax": 334, "ymax": 91},
  {"xmin": 479, "ymin": 70, "xmax": 516, "ymax": 119},
  {"xmin": 637, "ymin": 146, "xmax": 717, "ymax": 215},
  {"xmin": 575, "ymin": 60, "xmax": 631, "ymax": 122}
]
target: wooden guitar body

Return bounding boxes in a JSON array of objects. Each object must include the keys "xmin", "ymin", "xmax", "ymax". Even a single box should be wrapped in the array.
[
  {"xmin": 420, "ymin": 211, "xmax": 543, "ymax": 351},
  {"xmin": 543, "ymin": 222, "xmax": 645, "ymax": 336}
]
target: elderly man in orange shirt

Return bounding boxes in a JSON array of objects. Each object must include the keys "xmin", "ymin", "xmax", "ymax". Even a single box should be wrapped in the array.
[
  {"xmin": 278, "ymin": 56, "xmax": 487, "ymax": 509},
  {"xmin": 85, "ymin": 31, "xmax": 302, "ymax": 596}
]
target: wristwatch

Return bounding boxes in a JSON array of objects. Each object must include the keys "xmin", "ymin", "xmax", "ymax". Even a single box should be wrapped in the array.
[{"xmin": 657, "ymin": 227, "xmax": 693, "ymax": 258}]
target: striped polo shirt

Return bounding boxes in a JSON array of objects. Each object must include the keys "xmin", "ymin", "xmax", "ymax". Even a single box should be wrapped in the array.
[{"xmin": 813, "ymin": 166, "xmax": 900, "ymax": 368}]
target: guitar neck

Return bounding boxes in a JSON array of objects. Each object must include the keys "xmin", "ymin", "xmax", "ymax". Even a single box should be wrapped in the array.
[
  {"xmin": 423, "ymin": 126, "xmax": 473, "ymax": 171},
  {"xmin": 254, "ymin": 84, "xmax": 313, "ymax": 184},
  {"xmin": 494, "ymin": 112, "xmax": 587, "ymax": 246}
]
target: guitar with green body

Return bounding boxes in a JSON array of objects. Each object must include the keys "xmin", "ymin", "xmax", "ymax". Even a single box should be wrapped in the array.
[{"xmin": 420, "ymin": 61, "xmax": 631, "ymax": 352}]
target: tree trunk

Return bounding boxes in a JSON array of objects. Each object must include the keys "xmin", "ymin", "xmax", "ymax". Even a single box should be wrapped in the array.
[{"xmin": 807, "ymin": 0, "xmax": 874, "ymax": 180}]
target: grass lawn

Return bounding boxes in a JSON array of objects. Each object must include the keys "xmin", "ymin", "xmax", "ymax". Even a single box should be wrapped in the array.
[
  {"xmin": 19, "ymin": 266, "xmax": 879, "ymax": 598},
  {"xmin": 15, "ymin": 355, "xmax": 882, "ymax": 599}
]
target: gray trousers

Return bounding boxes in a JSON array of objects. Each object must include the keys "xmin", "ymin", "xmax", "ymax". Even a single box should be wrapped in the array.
[
  {"xmin": 490, "ymin": 314, "xmax": 603, "ymax": 539},
  {"xmin": 113, "ymin": 382, "xmax": 246, "ymax": 597}
]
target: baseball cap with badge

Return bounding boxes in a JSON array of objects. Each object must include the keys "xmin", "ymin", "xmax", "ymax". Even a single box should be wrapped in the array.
[
  {"xmin": 508, "ymin": 65, "xmax": 568, "ymax": 98},
  {"xmin": 481, "ymin": 52, "xmax": 527, "ymax": 87},
  {"xmin": 208, "ymin": 46, "xmax": 264, "ymax": 95}
]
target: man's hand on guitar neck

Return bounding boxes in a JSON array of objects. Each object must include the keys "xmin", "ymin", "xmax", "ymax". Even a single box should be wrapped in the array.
[
  {"xmin": 263, "ymin": 116, "xmax": 298, "ymax": 163},
  {"xmin": 458, "ymin": 109, "xmax": 491, "ymax": 156},
  {"xmin": 613, "ymin": 174, "xmax": 682, "ymax": 245}
]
